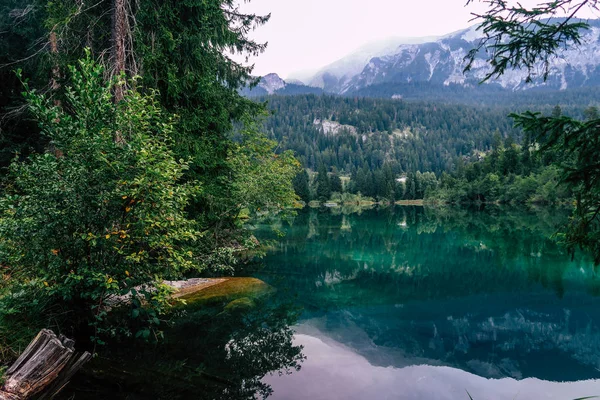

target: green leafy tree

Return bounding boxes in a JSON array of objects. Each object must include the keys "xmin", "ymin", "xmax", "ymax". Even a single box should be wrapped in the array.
[
  {"xmin": 227, "ymin": 121, "xmax": 300, "ymax": 216},
  {"xmin": 133, "ymin": 0, "xmax": 269, "ymax": 176},
  {"xmin": 0, "ymin": 55, "xmax": 202, "ymax": 345},
  {"xmin": 407, "ymin": 174, "xmax": 417, "ymax": 200},
  {"xmin": 498, "ymin": 138, "xmax": 521, "ymax": 176}
]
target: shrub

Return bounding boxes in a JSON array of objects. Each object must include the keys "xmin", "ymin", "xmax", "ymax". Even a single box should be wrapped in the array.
[{"xmin": 0, "ymin": 53, "xmax": 201, "ymax": 346}]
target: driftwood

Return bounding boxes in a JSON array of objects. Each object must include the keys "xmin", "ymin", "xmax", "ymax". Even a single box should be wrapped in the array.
[{"xmin": 0, "ymin": 330, "xmax": 91, "ymax": 400}]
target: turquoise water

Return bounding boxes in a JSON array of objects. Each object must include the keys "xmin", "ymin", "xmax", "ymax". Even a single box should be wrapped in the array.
[
  {"xmin": 254, "ymin": 206, "xmax": 600, "ymax": 400},
  {"xmin": 61, "ymin": 206, "xmax": 600, "ymax": 399}
]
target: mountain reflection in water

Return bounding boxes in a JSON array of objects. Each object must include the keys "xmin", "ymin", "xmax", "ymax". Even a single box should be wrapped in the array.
[
  {"xmin": 265, "ymin": 330, "xmax": 599, "ymax": 400},
  {"xmin": 254, "ymin": 206, "xmax": 600, "ymax": 399}
]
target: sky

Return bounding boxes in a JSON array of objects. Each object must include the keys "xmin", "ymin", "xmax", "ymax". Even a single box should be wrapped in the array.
[{"xmin": 235, "ymin": 0, "xmax": 599, "ymax": 80}]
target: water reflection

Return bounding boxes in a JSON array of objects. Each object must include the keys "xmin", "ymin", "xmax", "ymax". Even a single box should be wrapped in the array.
[
  {"xmin": 61, "ymin": 295, "xmax": 305, "ymax": 399},
  {"xmin": 265, "ymin": 330, "xmax": 600, "ymax": 400},
  {"xmin": 62, "ymin": 206, "xmax": 600, "ymax": 399},
  {"xmin": 254, "ymin": 206, "xmax": 600, "ymax": 398}
]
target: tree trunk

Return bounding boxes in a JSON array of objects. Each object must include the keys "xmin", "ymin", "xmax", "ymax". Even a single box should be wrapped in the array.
[
  {"xmin": 112, "ymin": 0, "xmax": 127, "ymax": 144},
  {"xmin": 48, "ymin": 30, "xmax": 64, "ymax": 157},
  {"xmin": 0, "ymin": 330, "xmax": 91, "ymax": 400},
  {"xmin": 49, "ymin": 31, "xmax": 60, "ymax": 93},
  {"xmin": 112, "ymin": 0, "xmax": 127, "ymax": 103}
]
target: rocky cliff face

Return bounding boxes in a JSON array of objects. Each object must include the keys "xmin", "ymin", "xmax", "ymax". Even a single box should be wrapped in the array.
[{"xmin": 258, "ymin": 73, "xmax": 287, "ymax": 94}]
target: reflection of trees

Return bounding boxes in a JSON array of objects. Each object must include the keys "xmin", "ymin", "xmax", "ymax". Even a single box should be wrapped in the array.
[
  {"xmin": 59, "ymin": 297, "xmax": 305, "ymax": 400},
  {"xmin": 257, "ymin": 206, "xmax": 599, "ymax": 308}
]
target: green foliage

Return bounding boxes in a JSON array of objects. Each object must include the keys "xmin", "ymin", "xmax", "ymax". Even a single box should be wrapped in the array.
[
  {"xmin": 468, "ymin": 0, "xmax": 600, "ymax": 263},
  {"xmin": 329, "ymin": 192, "xmax": 375, "ymax": 205},
  {"xmin": 330, "ymin": 174, "xmax": 343, "ymax": 194},
  {"xmin": 0, "ymin": 55, "xmax": 202, "ymax": 344},
  {"xmin": 0, "ymin": 280, "xmax": 50, "ymax": 363},
  {"xmin": 130, "ymin": 1, "xmax": 299, "ymax": 259},
  {"xmin": 134, "ymin": 0, "xmax": 269, "ymax": 178},
  {"xmin": 427, "ymin": 131, "xmax": 573, "ymax": 205},
  {"xmin": 512, "ymin": 110, "xmax": 600, "ymax": 263},
  {"xmin": 261, "ymin": 95, "xmax": 520, "ymax": 175},
  {"xmin": 408, "ymin": 171, "xmax": 438, "ymax": 200},
  {"xmin": 254, "ymin": 94, "xmax": 593, "ymax": 202},
  {"xmin": 227, "ymin": 120, "xmax": 300, "ymax": 216},
  {"xmin": 0, "ymin": 0, "xmax": 278, "ymax": 266}
]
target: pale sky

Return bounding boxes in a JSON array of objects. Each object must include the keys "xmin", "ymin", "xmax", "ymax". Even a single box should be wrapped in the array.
[{"xmin": 235, "ymin": 0, "xmax": 599, "ymax": 80}]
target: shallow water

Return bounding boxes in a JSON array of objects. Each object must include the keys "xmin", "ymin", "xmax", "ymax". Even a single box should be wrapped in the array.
[{"xmin": 254, "ymin": 206, "xmax": 600, "ymax": 400}]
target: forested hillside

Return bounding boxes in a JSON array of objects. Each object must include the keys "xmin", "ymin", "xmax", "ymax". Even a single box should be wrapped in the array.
[
  {"xmin": 260, "ymin": 94, "xmax": 597, "ymax": 203},
  {"xmin": 262, "ymin": 95, "xmax": 520, "ymax": 174}
]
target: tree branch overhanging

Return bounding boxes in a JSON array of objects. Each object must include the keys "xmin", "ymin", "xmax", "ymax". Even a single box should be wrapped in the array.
[{"xmin": 464, "ymin": 0, "xmax": 599, "ymax": 82}]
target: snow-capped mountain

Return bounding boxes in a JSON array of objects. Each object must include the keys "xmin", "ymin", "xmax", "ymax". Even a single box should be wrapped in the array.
[{"xmin": 305, "ymin": 19, "xmax": 600, "ymax": 95}]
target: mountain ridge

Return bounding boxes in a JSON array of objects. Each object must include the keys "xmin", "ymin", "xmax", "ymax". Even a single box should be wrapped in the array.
[
  {"xmin": 244, "ymin": 19, "xmax": 600, "ymax": 102},
  {"xmin": 339, "ymin": 19, "xmax": 600, "ymax": 95}
]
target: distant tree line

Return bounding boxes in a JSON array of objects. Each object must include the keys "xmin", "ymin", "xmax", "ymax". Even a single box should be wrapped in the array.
[
  {"xmin": 292, "ymin": 164, "xmax": 439, "ymax": 203},
  {"xmin": 289, "ymin": 104, "xmax": 598, "ymax": 205}
]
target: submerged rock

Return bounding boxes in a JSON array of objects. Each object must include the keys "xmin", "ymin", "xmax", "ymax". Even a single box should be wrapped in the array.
[{"xmin": 178, "ymin": 277, "xmax": 274, "ymax": 310}]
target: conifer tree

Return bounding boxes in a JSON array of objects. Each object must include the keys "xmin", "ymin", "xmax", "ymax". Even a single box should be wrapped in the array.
[
  {"xmin": 330, "ymin": 174, "xmax": 343, "ymax": 193},
  {"xmin": 316, "ymin": 163, "xmax": 331, "ymax": 202},
  {"xmin": 293, "ymin": 170, "xmax": 311, "ymax": 203}
]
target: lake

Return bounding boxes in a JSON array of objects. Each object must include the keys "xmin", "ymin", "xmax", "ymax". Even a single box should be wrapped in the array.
[
  {"xmin": 253, "ymin": 206, "xmax": 600, "ymax": 400},
  {"xmin": 61, "ymin": 205, "xmax": 600, "ymax": 399}
]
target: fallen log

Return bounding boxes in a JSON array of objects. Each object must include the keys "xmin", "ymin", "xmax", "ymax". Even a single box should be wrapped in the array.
[{"xmin": 0, "ymin": 330, "xmax": 91, "ymax": 400}]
